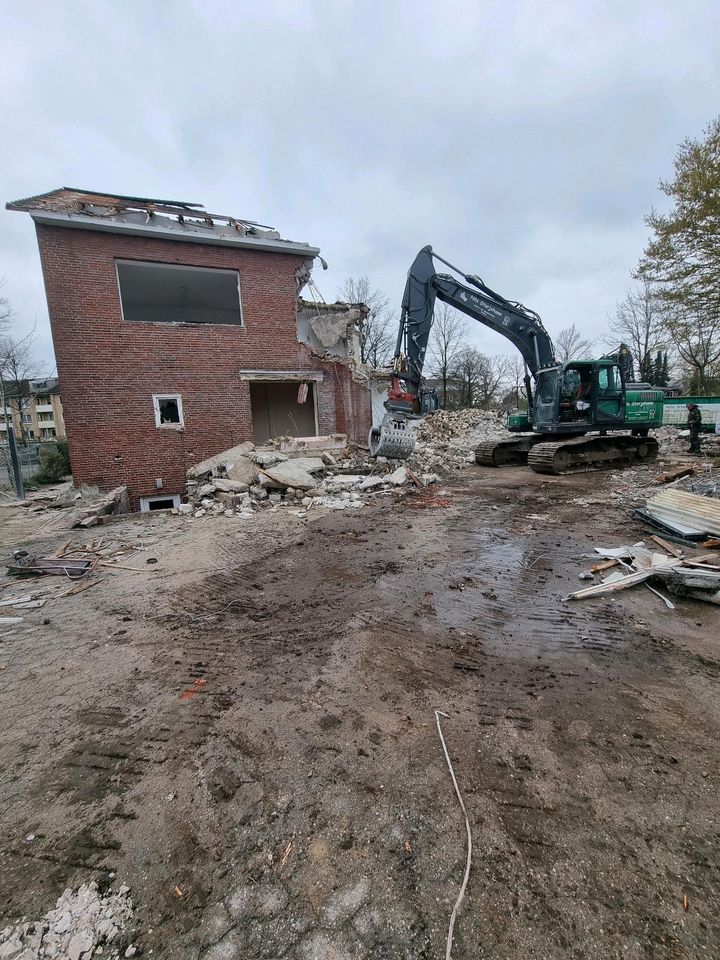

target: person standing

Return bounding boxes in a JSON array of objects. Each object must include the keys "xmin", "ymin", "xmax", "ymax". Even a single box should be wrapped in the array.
[{"xmin": 686, "ymin": 402, "xmax": 702, "ymax": 454}]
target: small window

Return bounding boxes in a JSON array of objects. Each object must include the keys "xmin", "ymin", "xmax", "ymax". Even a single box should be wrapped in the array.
[
  {"xmin": 153, "ymin": 394, "xmax": 184, "ymax": 429},
  {"xmin": 116, "ymin": 260, "xmax": 243, "ymax": 326},
  {"xmin": 140, "ymin": 493, "xmax": 181, "ymax": 512}
]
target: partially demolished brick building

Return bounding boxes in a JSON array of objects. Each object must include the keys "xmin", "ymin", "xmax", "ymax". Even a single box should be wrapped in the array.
[{"xmin": 8, "ymin": 189, "xmax": 374, "ymax": 508}]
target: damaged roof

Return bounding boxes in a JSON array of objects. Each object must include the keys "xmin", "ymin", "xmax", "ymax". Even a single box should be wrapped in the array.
[{"xmin": 6, "ymin": 187, "xmax": 320, "ymax": 258}]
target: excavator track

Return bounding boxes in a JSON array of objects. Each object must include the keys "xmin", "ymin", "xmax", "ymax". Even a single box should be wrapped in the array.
[
  {"xmin": 527, "ymin": 434, "xmax": 660, "ymax": 475},
  {"xmin": 475, "ymin": 435, "xmax": 545, "ymax": 467}
]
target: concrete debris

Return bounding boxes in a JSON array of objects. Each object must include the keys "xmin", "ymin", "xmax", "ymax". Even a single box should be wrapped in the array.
[
  {"xmin": 181, "ymin": 431, "xmax": 443, "ymax": 520},
  {"xmin": 225, "ymin": 456, "xmax": 255, "ymax": 486},
  {"xmin": 179, "ymin": 411, "xmax": 509, "ymax": 521},
  {"xmin": 386, "ymin": 466, "xmax": 409, "ymax": 486},
  {"xmin": 0, "ymin": 880, "xmax": 134, "ymax": 959},
  {"xmin": 254, "ymin": 451, "xmax": 288, "ymax": 468},
  {"xmin": 280, "ymin": 434, "xmax": 347, "ymax": 453},
  {"xmin": 187, "ymin": 442, "xmax": 255, "ymax": 479}
]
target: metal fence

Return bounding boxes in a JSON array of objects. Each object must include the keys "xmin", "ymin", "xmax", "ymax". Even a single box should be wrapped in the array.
[{"xmin": 0, "ymin": 443, "xmax": 43, "ymax": 488}]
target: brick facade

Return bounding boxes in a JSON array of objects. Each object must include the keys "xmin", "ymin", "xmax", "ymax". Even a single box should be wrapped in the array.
[{"xmin": 35, "ymin": 224, "xmax": 371, "ymax": 506}]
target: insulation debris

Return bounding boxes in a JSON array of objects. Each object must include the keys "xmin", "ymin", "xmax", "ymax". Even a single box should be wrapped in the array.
[{"xmin": 566, "ymin": 542, "xmax": 720, "ymax": 605}]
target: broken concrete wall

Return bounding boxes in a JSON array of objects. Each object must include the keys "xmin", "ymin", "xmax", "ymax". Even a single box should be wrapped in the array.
[{"xmin": 297, "ymin": 300, "xmax": 365, "ymax": 365}]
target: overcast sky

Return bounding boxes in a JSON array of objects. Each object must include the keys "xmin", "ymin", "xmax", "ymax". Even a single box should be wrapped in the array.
[{"xmin": 1, "ymin": 0, "xmax": 719, "ymax": 371}]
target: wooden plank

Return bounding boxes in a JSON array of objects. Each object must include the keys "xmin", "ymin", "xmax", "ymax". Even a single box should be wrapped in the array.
[
  {"xmin": 680, "ymin": 560, "xmax": 720, "ymax": 573},
  {"xmin": 655, "ymin": 465, "xmax": 695, "ymax": 484},
  {"xmin": 49, "ymin": 539, "xmax": 73, "ymax": 559},
  {"xmin": 565, "ymin": 568, "xmax": 659, "ymax": 601},
  {"xmin": 589, "ymin": 559, "xmax": 619, "ymax": 573},
  {"xmin": 60, "ymin": 578, "xmax": 104, "ymax": 597},
  {"xmin": 649, "ymin": 535, "xmax": 684, "ymax": 558}
]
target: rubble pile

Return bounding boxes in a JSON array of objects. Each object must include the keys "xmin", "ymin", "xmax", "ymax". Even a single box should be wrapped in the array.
[
  {"xmin": 0, "ymin": 880, "xmax": 135, "ymax": 959},
  {"xmin": 182, "ymin": 437, "xmax": 441, "ymax": 519},
  {"xmin": 413, "ymin": 408, "xmax": 509, "ymax": 471}
]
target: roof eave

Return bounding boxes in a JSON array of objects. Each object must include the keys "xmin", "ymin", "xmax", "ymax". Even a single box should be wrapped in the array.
[{"xmin": 29, "ymin": 210, "xmax": 320, "ymax": 258}]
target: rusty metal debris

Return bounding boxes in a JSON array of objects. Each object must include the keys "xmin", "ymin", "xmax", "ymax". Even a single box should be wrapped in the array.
[{"xmin": 7, "ymin": 551, "xmax": 94, "ymax": 579}]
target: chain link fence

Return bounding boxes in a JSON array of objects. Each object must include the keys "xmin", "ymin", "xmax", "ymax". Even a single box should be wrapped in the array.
[{"xmin": 0, "ymin": 443, "xmax": 43, "ymax": 489}]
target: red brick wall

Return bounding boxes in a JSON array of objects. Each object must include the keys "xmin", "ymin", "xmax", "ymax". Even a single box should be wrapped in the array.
[{"xmin": 35, "ymin": 224, "xmax": 371, "ymax": 506}]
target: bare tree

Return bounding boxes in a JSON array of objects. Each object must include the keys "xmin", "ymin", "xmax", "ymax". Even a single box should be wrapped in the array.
[
  {"xmin": 554, "ymin": 323, "xmax": 594, "ymax": 362},
  {"xmin": 428, "ymin": 303, "xmax": 467, "ymax": 408},
  {"xmin": 448, "ymin": 348, "xmax": 512, "ymax": 410},
  {"xmin": 607, "ymin": 285, "xmax": 666, "ymax": 373},
  {"xmin": 0, "ymin": 280, "xmax": 16, "ymax": 334},
  {"xmin": 337, "ymin": 276, "xmax": 395, "ymax": 368},
  {"xmin": 0, "ymin": 321, "xmax": 46, "ymax": 444},
  {"xmin": 501, "ymin": 355, "xmax": 529, "ymax": 411},
  {"xmin": 662, "ymin": 305, "xmax": 720, "ymax": 395}
]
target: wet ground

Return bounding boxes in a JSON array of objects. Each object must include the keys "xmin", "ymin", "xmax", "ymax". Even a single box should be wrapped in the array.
[{"xmin": 1, "ymin": 466, "xmax": 719, "ymax": 958}]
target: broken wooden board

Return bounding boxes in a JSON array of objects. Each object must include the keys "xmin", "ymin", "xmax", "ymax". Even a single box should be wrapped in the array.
[
  {"xmin": 655, "ymin": 465, "xmax": 695, "ymax": 484},
  {"xmin": 649, "ymin": 535, "xmax": 684, "ymax": 559}
]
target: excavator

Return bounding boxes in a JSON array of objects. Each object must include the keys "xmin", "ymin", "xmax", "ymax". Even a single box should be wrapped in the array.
[{"xmin": 369, "ymin": 246, "xmax": 664, "ymax": 474}]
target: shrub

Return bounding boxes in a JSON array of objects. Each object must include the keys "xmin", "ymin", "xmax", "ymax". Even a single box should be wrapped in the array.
[{"xmin": 33, "ymin": 440, "xmax": 72, "ymax": 484}]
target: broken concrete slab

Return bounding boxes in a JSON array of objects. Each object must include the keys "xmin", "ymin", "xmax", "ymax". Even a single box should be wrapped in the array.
[
  {"xmin": 358, "ymin": 476, "xmax": 385, "ymax": 490},
  {"xmin": 279, "ymin": 434, "xmax": 347, "ymax": 454},
  {"xmin": 386, "ymin": 467, "xmax": 409, "ymax": 486},
  {"xmin": 257, "ymin": 461, "xmax": 317, "ymax": 490},
  {"xmin": 187, "ymin": 442, "xmax": 256, "ymax": 479},
  {"xmin": 278, "ymin": 457, "xmax": 325, "ymax": 474},
  {"xmin": 213, "ymin": 478, "xmax": 250, "ymax": 494},
  {"xmin": 224, "ymin": 456, "xmax": 255, "ymax": 486},
  {"xmin": 254, "ymin": 452, "xmax": 288, "ymax": 468}
]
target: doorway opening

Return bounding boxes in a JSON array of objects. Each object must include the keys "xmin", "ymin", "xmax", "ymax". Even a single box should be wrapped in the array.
[{"xmin": 249, "ymin": 381, "xmax": 317, "ymax": 444}]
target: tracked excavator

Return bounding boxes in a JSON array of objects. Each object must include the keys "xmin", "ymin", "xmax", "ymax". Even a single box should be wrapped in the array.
[{"xmin": 369, "ymin": 246, "xmax": 664, "ymax": 474}]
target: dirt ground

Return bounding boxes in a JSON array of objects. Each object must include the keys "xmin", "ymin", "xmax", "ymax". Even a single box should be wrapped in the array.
[{"xmin": 1, "ymin": 464, "xmax": 719, "ymax": 959}]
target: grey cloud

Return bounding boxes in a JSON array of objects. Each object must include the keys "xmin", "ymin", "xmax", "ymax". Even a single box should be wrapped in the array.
[{"xmin": 1, "ymin": 0, "xmax": 718, "ymax": 368}]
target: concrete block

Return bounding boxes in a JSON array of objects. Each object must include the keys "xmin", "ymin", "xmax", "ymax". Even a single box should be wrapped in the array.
[
  {"xmin": 214, "ymin": 478, "xmax": 250, "ymax": 493},
  {"xmin": 217, "ymin": 492, "xmax": 245, "ymax": 508},
  {"xmin": 224, "ymin": 456, "xmax": 255, "ymax": 486},
  {"xmin": 187, "ymin": 442, "xmax": 256, "ymax": 479},
  {"xmin": 279, "ymin": 434, "xmax": 347, "ymax": 453}
]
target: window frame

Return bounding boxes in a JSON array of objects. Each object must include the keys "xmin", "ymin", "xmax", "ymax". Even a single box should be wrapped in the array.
[
  {"xmin": 152, "ymin": 394, "xmax": 184, "ymax": 430},
  {"xmin": 139, "ymin": 494, "xmax": 182, "ymax": 513},
  {"xmin": 115, "ymin": 259, "xmax": 244, "ymax": 327}
]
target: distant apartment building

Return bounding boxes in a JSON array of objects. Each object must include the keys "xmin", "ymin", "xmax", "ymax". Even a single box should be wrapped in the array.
[
  {"xmin": 0, "ymin": 377, "xmax": 66, "ymax": 442},
  {"xmin": 7, "ymin": 188, "xmax": 373, "ymax": 507}
]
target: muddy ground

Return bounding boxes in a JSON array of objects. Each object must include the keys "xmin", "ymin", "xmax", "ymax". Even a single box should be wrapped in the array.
[{"xmin": 1, "ymin": 465, "xmax": 719, "ymax": 959}]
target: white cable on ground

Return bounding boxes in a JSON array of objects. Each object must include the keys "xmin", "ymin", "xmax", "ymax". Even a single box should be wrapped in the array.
[{"xmin": 435, "ymin": 709, "xmax": 473, "ymax": 960}]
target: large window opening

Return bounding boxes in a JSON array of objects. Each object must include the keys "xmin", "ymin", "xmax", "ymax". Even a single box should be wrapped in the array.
[
  {"xmin": 116, "ymin": 260, "xmax": 243, "ymax": 326},
  {"xmin": 250, "ymin": 381, "xmax": 317, "ymax": 444}
]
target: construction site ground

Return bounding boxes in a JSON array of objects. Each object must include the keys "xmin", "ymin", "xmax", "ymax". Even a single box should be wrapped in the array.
[{"xmin": 1, "ymin": 463, "xmax": 719, "ymax": 959}]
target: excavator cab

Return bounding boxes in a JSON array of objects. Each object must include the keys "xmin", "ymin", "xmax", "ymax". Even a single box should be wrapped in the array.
[{"xmin": 532, "ymin": 360, "xmax": 626, "ymax": 432}]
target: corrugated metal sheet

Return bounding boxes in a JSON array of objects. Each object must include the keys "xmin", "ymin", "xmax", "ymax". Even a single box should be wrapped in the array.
[{"xmin": 646, "ymin": 490, "xmax": 720, "ymax": 537}]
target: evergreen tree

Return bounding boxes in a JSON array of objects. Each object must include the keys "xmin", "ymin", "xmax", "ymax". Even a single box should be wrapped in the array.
[
  {"xmin": 653, "ymin": 350, "xmax": 663, "ymax": 386},
  {"xmin": 661, "ymin": 352, "xmax": 669, "ymax": 386},
  {"xmin": 639, "ymin": 353, "xmax": 654, "ymax": 383}
]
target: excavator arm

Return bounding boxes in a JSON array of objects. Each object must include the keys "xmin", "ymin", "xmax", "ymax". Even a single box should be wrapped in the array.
[{"xmin": 369, "ymin": 245, "xmax": 555, "ymax": 457}]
